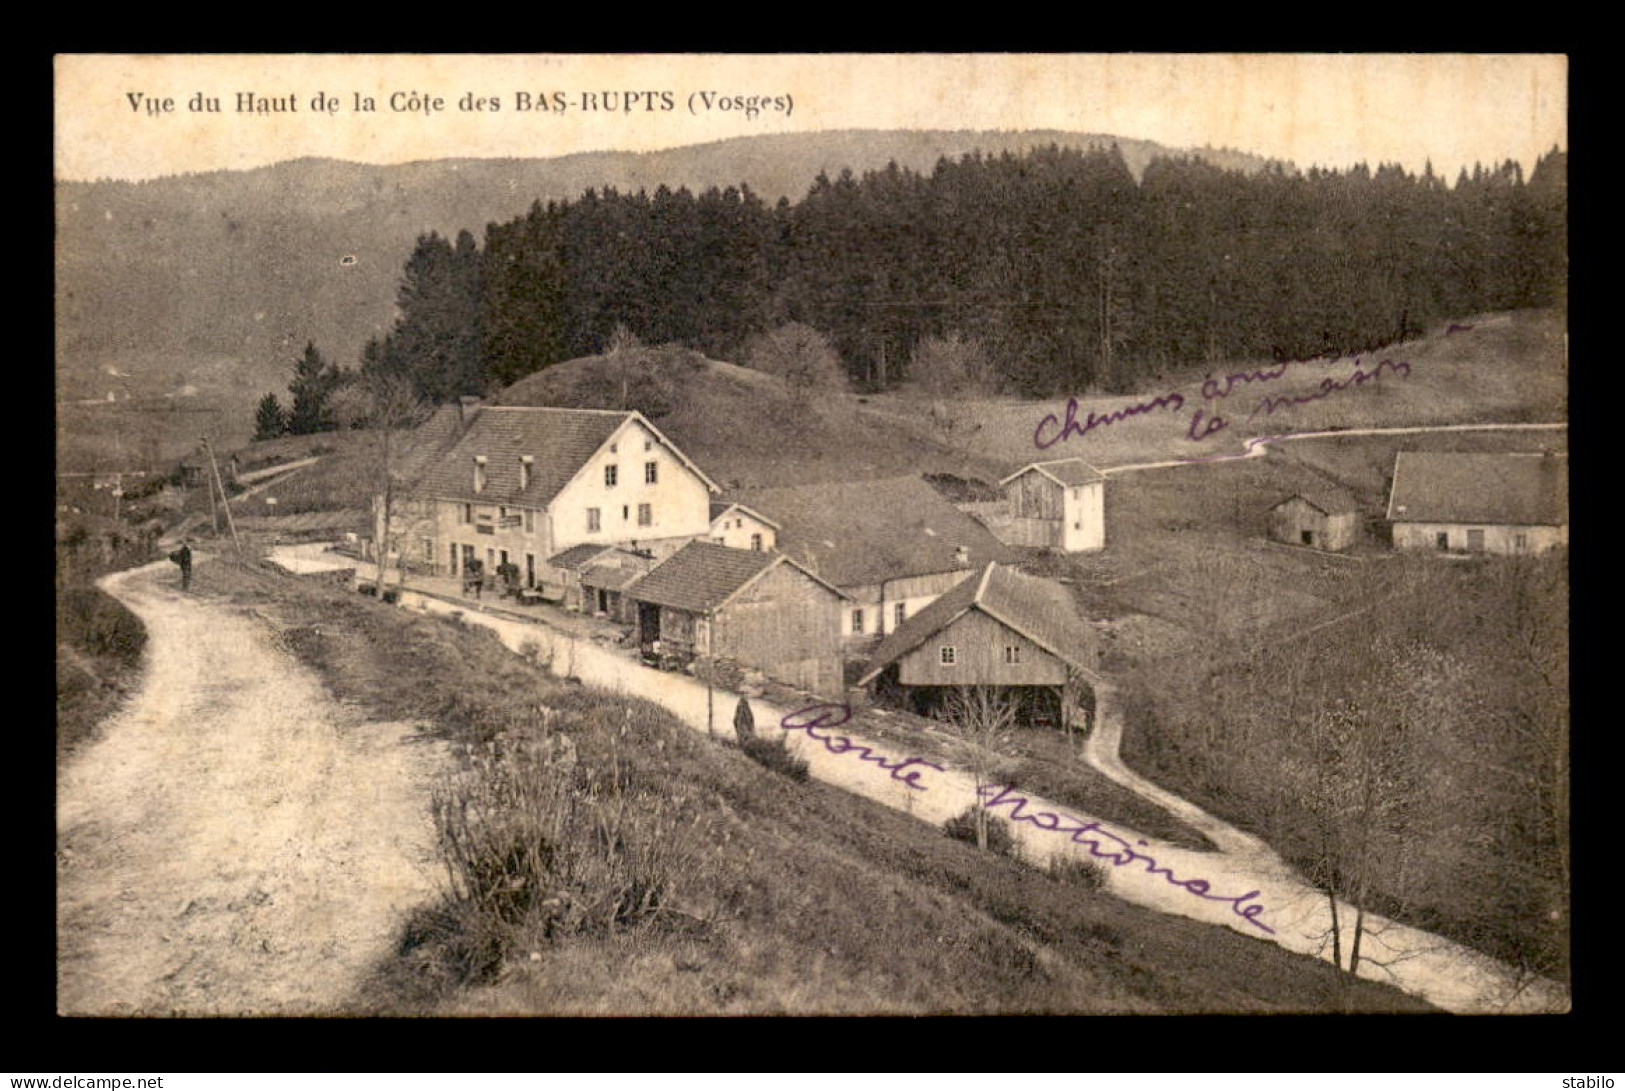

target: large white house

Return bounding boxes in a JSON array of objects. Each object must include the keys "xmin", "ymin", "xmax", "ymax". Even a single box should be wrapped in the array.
[{"xmin": 381, "ymin": 402, "xmax": 719, "ymax": 591}]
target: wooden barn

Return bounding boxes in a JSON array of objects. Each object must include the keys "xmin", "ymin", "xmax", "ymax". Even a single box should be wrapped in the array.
[
  {"xmin": 548, "ymin": 543, "xmax": 654, "ymax": 620},
  {"xmin": 1266, "ymin": 484, "xmax": 1360, "ymax": 552},
  {"xmin": 625, "ymin": 540, "xmax": 849, "ymax": 696},
  {"xmin": 855, "ymin": 562, "xmax": 1101, "ymax": 730},
  {"xmin": 996, "ymin": 459, "xmax": 1106, "ymax": 553}
]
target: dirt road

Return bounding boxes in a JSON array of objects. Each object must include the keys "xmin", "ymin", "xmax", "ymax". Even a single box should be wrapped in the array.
[{"xmin": 57, "ymin": 558, "xmax": 442, "ymax": 1016}]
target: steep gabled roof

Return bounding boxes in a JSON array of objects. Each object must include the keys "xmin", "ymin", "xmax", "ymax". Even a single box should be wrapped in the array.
[
  {"xmin": 626, "ymin": 540, "xmax": 845, "ymax": 614},
  {"xmin": 709, "ymin": 501, "xmax": 782, "ymax": 530},
  {"xmin": 1000, "ymin": 458, "xmax": 1107, "ymax": 489},
  {"xmin": 404, "ymin": 406, "xmax": 718, "ymax": 507},
  {"xmin": 1386, "ymin": 451, "xmax": 1567, "ymax": 525},
  {"xmin": 1269, "ymin": 483, "xmax": 1360, "ymax": 516},
  {"xmin": 732, "ymin": 476, "xmax": 1012, "ymax": 588},
  {"xmin": 392, "ymin": 404, "xmax": 468, "ymax": 485},
  {"xmin": 857, "ymin": 563, "xmax": 1100, "ymax": 685}
]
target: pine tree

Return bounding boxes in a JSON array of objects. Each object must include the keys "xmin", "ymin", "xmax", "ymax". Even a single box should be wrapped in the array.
[
  {"xmin": 287, "ymin": 342, "xmax": 341, "ymax": 435},
  {"xmin": 253, "ymin": 392, "xmax": 287, "ymax": 441}
]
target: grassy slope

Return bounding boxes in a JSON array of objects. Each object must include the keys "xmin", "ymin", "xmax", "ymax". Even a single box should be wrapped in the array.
[
  {"xmin": 494, "ymin": 346, "xmax": 1011, "ymax": 488},
  {"xmin": 56, "ymin": 585, "xmax": 149, "ymax": 763},
  {"xmin": 190, "ymin": 559, "xmax": 1428, "ymax": 1014},
  {"xmin": 865, "ymin": 308, "xmax": 1568, "ymax": 474}
]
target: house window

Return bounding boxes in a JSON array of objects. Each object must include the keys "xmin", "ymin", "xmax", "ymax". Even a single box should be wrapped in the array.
[
  {"xmin": 524, "ymin": 510, "xmax": 535, "ymax": 533},
  {"xmin": 940, "ymin": 646, "xmax": 957, "ymax": 666},
  {"xmin": 587, "ymin": 508, "xmax": 601, "ymax": 532},
  {"xmin": 1301, "ymin": 530, "xmax": 1314, "ymax": 546},
  {"xmin": 422, "ymin": 537, "xmax": 433, "ymax": 562},
  {"xmin": 645, "ymin": 461, "xmax": 658, "ymax": 484},
  {"xmin": 1515, "ymin": 532, "xmax": 1529, "ymax": 553},
  {"xmin": 713, "ymin": 536, "xmax": 726, "ymax": 544},
  {"xmin": 622, "ymin": 505, "xmax": 630, "ymax": 521},
  {"xmin": 751, "ymin": 532, "xmax": 762, "ymax": 551},
  {"xmin": 462, "ymin": 503, "xmax": 473, "ymax": 524},
  {"xmin": 1005, "ymin": 645, "xmax": 1021, "ymax": 665},
  {"xmin": 644, "ymin": 439, "xmax": 652, "ymax": 451},
  {"xmin": 526, "ymin": 553, "xmax": 535, "ymax": 588},
  {"xmin": 851, "ymin": 608, "xmax": 865, "ymax": 635},
  {"xmin": 605, "ymin": 464, "xmax": 618, "ymax": 488},
  {"xmin": 473, "ymin": 456, "xmax": 487, "ymax": 493},
  {"xmin": 638, "ymin": 503, "xmax": 652, "ymax": 527},
  {"xmin": 610, "ymin": 442, "xmax": 618, "ymax": 454},
  {"xmin": 895, "ymin": 602, "xmax": 906, "ymax": 628},
  {"xmin": 450, "ymin": 543, "xmax": 458, "ymax": 573},
  {"xmin": 1436, "ymin": 531, "xmax": 1449, "ymax": 551}
]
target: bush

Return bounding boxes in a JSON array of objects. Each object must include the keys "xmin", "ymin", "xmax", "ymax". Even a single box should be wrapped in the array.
[
  {"xmin": 943, "ymin": 806, "xmax": 1017, "ymax": 858},
  {"xmin": 430, "ymin": 726, "xmax": 714, "ymax": 983},
  {"xmin": 57, "ymin": 587, "xmax": 147, "ymax": 667},
  {"xmin": 740, "ymin": 735, "xmax": 808, "ymax": 781},
  {"xmin": 1046, "ymin": 853, "xmax": 1108, "ymax": 890}
]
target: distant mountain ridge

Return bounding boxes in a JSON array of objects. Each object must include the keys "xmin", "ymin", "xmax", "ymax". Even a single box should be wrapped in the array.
[{"xmin": 55, "ymin": 129, "xmax": 1279, "ymax": 414}]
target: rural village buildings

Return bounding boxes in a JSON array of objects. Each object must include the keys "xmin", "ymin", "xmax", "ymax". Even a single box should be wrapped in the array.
[
  {"xmin": 623, "ymin": 540, "xmax": 847, "ymax": 695},
  {"xmin": 1386, "ymin": 451, "xmax": 1568, "ymax": 555},
  {"xmin": 856, "ymin": 561, "xmax": 1102, "ymax": 729},
  {"xmin": 994, "ymin": 458, "xmax": 1107, "ymax": 553},
  {"xmin": 1266, "ymin": 483, "xmax": 1361, "ymax": 553},
  {"xmin": 732, "ymin": 476, "xmax": 1014, "ymax": 651}
]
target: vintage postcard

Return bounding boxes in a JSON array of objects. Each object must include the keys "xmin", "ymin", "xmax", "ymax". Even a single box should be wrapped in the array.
[{"xmin": 54, "ymin": 53, "xmax": 1569, "ymax": 1017}]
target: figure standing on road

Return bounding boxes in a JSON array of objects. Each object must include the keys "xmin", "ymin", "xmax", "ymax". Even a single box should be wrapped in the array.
[{"xmin": 168, "ymin": 540, "xmax": 194, "ymax": 591}]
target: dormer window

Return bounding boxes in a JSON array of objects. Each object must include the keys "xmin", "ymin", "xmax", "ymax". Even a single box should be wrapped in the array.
[
  {"xmin": 519, "ymin": 455, "xmax": 533, "ymax": 492},
  {"xmin": 473, "ymin": 455, "xmax": 488, "ymax": 494}
]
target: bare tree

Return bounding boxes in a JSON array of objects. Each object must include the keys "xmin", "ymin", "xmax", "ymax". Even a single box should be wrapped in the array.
[
  {"xmin": 941, "ymin": 685, "xmax": 1018, "ymax": 851},
  {"xmin": 745, "ymin": 322, "xmax": 848, "ymax": 404},
  {"xmin": 606, "ymin": 322, "xmax": 643, "ymax": 411},
  {"xmin": 909, "ymin": 331, "xmax": 994, "ymax": 448},
  {"xmin": 359, "ymin": 371, "xmax": 433, "ymax": 589}
]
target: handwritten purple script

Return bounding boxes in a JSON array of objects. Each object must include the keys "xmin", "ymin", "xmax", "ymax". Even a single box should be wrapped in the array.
[
  {"xmin": 780, "ymin": 704, "xmax": 1273, "ymax": 934},
  {"xmin": 1034, "ymin": 349, "xmax": 1425, "ymax": 451},
  {"xmin": 780, "ymin": 703, "xmax": 946, "ymax": 791}
]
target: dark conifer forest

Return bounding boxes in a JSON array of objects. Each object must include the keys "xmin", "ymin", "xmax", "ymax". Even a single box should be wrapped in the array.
[{"xmin": 361, "ymin": 143, "xmax": 1567, "ymax": 400}]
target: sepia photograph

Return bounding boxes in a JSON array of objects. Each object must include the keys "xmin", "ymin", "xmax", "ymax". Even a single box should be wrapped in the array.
[{"xmin": 54, "ymin": 53, "xmax": 1569, "ymax": 1018}]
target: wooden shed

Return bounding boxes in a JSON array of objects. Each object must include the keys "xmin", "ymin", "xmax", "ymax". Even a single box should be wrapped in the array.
[
  {"xmin": 626, "ymin": 540, "xmax": 849, "ymax": 696},
  {"xmin": 996, "ymin": 459, "xmax": 1106, "ymax": 553},
  {"xmin": 855, "ymin": 562, "xmax": 1100, "ymax": 730},
  {"xmin": 1267, "ymin": 484, "xmax": 1360, "ymax": 552}
]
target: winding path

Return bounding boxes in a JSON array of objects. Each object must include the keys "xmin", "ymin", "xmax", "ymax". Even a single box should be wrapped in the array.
[{"xmin": 57, "ymin": 558, "xmax": 442, "ymax": 1016}]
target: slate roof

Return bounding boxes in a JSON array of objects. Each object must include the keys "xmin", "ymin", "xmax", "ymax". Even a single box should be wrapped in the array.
[
  {"xmin": 626, "ymin": 541, "xmax": 844, "ymax": 614},
  {"xmin": 582, "ymin": 562, "xmax": 646, "ymax": 592},
  {"xmin": 732, "ymin": 476, "xmax": 1012, "ymax": 588},
  {"xmin": 999, "ymin": 458, "xmax": 1107, "ymax": 488},
  {"xmin": 709, "ymin": 501, "xmax": 781, "ymax": 529},
  {"xmin": 1386, "ymin": 451, "xmax": 1567, "ymax": 526},
  {"xmin": 404, "ymin": 406, "xmax": 717, "ymax": 506},
  {"xmin": 857, "ymin": 563, "xmax": 1100, "ymax": 685},
  {"xmin": 549, "ymin": 543, "xmax": 617, "ymax": 570},
  {"xmin": 1270, "ymin": 483, "xmax": 1360, "ymax": 516}
]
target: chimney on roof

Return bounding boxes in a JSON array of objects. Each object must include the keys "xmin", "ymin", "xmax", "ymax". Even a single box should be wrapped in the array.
[
  {"xmin": 457, "ymin": 395, "xmax": 482, "ymax": 427},
  {"xmin": 954, "ymin": 545, "xmax": 971, "ymax": 569}
]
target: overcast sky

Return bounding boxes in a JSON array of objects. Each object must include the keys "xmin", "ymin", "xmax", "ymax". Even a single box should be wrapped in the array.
[{"xmin": 55, "ymin": 54, "xmax": 1567, "ymax": 183}]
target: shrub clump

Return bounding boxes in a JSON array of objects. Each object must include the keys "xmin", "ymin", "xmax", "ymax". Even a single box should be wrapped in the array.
[
  {"xmin": 943, "ymin": 806, "xmax": 1017, "ymax": 858},
  {"xmin": 1046, "ymin": 852, "xmax": 1108, "ymax": 890},
  {"xmin": 740, "ymin": 734, "xmax": 808, "ymax": 781}
]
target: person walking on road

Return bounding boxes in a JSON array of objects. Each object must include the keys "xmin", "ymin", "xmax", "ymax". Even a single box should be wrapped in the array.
[{"xmin": 168, "ymin": 540, "xmax": 193, "ymax": 591}]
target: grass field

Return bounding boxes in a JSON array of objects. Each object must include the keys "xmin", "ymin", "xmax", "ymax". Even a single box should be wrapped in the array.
[
  {"xmin": 191, "ymin": 558, "xmax": 1429, "ymax": 1014},
  {"xmin": 864, "ymin": 308, "xmax": 1566, "ymax": 475}
]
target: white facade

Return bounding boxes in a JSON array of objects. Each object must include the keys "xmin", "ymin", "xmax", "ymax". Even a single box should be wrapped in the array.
[
  {"xmin": 551, "ymin": 418, "xmax": 713, "ymax": 553},
  {"xmin": 1392, "ymin": 521, "xmax": 1566, "ymax": 556},
  {"xmin": 1061, "ymin": 481, "xmax": 1105, "ymax": 553},
  {"xmin": 709, "ymin": 504, "xmax": 778, "ymax": 552}
]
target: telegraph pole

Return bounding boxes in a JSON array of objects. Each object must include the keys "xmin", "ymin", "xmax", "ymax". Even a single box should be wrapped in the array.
[{"xmin": 200, "ymin": 437, "xmax": 243, "ymax": 560}]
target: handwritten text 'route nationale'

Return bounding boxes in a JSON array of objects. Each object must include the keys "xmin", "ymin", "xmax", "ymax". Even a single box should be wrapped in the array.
[{"xmin": 780, "ymin": 703, "xmax": 1274, "ymax": 935}]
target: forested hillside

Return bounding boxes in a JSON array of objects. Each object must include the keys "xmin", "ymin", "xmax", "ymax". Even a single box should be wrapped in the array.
[{"xmin": 365, "ymin": 144, "xmax": 1567, "ymax": 402}]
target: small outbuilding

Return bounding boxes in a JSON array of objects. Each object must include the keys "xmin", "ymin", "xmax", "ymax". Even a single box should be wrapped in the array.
[
  {"xmin": 625, "ymin": 540, "xmax": 849, "ymax": 696},
  {"xmin": 997, "ymin": 458, "xmax": 1106, "ymax": 553},
  {"xmin": 1266, "ymin": 484, "xmax": 1360, "ymax": 552}
]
